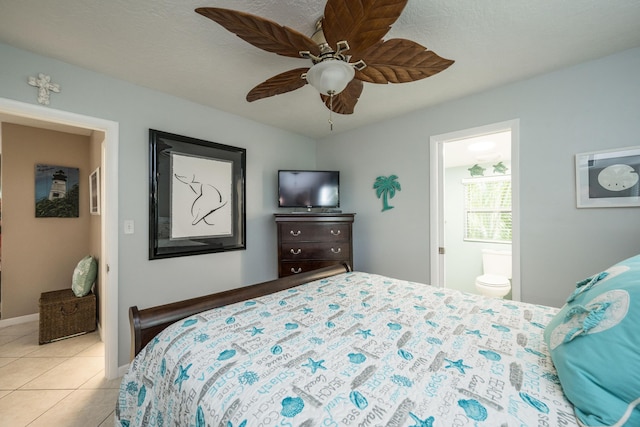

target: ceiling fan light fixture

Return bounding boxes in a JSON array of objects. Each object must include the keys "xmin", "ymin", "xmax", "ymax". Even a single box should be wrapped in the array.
[{"xmin": 305, "ymin": 58, "xmax": 355, "ymax": 96}]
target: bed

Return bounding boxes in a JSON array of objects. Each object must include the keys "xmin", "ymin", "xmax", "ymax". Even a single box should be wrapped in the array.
[{"xmin": 117, "ymin": 255, "xmax": 640, "ymax": 427}]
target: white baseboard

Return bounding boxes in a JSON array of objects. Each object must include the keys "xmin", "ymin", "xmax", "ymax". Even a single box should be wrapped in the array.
[
  {"xmin": 118, "ymin": 364, "xmax": 130, "ymax": 378},
  {"xmin": 0, "ymin": 313, "xmax": 39, "ymax": 328}
]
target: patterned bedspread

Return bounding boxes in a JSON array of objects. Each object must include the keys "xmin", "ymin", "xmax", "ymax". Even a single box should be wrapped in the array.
[{"xmin": 117, "ymin": 272, "xmax": 578, "ymax": 426}]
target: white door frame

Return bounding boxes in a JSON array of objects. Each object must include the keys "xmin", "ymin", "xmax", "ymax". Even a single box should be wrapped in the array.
[
  {"xmin": 429, "ymin": 119, "xmax": 521, "ymax": 301},
  {"xmin": 0, "ymin": 97, "xmax": 120, "ymax": 379}
]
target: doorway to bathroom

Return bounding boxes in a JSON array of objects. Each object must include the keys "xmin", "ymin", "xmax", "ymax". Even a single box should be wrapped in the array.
[{"xmin": 430, "ymin": 120, "xmax": 520, "ymax": 301}]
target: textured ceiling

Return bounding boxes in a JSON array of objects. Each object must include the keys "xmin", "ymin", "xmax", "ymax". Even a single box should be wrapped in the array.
[{"xmin": 1, "ymin": 0, "xmax": 639, "ymax": 139}]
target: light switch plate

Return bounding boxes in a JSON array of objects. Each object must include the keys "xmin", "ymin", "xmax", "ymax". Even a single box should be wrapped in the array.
[{"xmin": 124, "ymin": 220, "xmax": 134, "ymax": 234}]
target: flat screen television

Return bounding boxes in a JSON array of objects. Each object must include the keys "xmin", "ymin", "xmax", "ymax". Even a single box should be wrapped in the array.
[{"xmin": 278, "ymin": 170, "xmax": 340, "ymax": 209}]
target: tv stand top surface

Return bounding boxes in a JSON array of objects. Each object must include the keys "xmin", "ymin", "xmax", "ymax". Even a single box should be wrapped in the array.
[
  {"xmin": 274, "ymin": 211, "xmax": 355, "ymax": 220},
  {"xmin": 291, "ymin": 209, "xmax": 342, "ymax": 214}
]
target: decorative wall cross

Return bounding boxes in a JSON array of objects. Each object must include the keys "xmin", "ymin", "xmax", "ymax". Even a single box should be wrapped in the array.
[{"xmin": 28, "ymin": 73, "xmax": 60, "ymax": 105}]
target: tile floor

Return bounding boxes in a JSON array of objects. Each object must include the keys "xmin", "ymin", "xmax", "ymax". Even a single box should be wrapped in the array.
[{"xmin": 0, "ymin": 320, "xmax": 121, "ymax": 426}]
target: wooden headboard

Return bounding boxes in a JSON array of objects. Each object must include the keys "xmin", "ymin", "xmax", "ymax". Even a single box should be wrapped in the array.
[{"xmin": 129, "ymin": 262, "xmax": 352, "ymax": 360}]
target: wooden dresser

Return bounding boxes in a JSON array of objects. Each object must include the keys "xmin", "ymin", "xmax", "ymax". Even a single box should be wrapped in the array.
[{"xmin": 274, "ymin": 213, "xmax": 355, "ymax": 278}]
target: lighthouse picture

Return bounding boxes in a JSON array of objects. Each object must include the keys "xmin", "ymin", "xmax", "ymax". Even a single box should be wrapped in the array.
[{"xmin": 35, "ymin": 164, "xmax": 80, "ymax": 217}]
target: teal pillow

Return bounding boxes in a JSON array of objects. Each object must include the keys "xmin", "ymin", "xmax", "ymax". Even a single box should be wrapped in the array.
[
  {"xmin": 543, "ymin": 254, "xmax": 640, "ymax": 426},
  {"xmin": 71, "ymin": 255, "xmax": 98, "ymax": 297}
]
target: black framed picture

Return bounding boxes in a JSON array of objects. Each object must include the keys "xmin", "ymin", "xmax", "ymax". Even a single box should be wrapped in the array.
[
  {"xmin": 35, "ymin": 164, "xmax": 79, "ymax": 218},
  {"xmin": 149, "ymin": 129, "xmax": 246, "ymax": 259},
  {"xmin": 575, "ymin": 146, "xmax": 640, "ymax": 208}
]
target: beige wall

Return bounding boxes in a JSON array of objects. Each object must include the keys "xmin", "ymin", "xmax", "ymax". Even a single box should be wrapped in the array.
[{"xmin": 1, "ymin": 123, "xmax": 97, "ymax": 318}]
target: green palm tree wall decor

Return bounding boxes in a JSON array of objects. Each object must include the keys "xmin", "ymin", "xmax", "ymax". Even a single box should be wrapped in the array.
[{"xmin": 373, "ymin": 175, "xmax": 401, "ymax": 212}]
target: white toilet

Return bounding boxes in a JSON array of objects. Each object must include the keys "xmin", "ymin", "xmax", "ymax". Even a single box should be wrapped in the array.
[{"xmin": 475, "ymin": 249, "xmax": 512, "ymax": 298}]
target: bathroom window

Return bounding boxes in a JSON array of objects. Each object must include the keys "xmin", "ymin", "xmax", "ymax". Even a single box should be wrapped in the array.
[{"xmin": 463, "ymin": 176, "xmax": 512, "ymax": 243}]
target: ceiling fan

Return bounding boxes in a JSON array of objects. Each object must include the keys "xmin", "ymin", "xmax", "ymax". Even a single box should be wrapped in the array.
[{"xmin": 196, "ymin": 0, "xmax": 453, "ymax": 125}]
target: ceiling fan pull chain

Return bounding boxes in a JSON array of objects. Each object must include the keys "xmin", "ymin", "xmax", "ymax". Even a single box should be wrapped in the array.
[{"xmin": 329, "ymin": 93, "xmax": 334, "ymax": 131}]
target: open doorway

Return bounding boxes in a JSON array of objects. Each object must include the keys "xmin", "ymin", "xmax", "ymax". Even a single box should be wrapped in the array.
[
  {"xmin": 430, "ymin": 120, "xmax": 520, "ymax": 301},
  {"xmin": 0, "ymin": 98, "xmax": 119, "ymax": 379}
]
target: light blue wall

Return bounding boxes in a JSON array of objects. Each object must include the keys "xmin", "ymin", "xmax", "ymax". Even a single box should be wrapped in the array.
[
  {"xmin": 317, "ymin": 47, "xmax": 640, "ymax": 308},
  {"xmin": 0, "ymin": 42, "xmax": 316, "ymax": 365}
]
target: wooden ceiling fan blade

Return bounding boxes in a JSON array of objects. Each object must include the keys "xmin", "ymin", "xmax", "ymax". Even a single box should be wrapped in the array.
[
  {"xmin": 320, "ymin": 79, "xmax": 364, "ymax": 114},
  {"xmin": 196, "ymin": 7, "xmax": 320, "ymax": 58},
  {"xmin": 356, "ymin": 39, "xmax": 454, "ymax": 83},
  {"xmin": 246, "ymin": 68, "xmax": 310, "ymax": 102},
  {"xmin": 323, "ymin": 0, "xmax": 409, "ymax": 59}
]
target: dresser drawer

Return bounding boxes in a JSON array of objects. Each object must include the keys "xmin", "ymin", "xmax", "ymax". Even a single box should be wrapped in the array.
[
  {"xmin": 275, "ymin": 213, "xmax": 355, "ymax": 278},
  {"xmin": 280, "ymin": 242, "xmax": 351, "ymax": 261},
  {"xmin": 280, "ymin": 261, "xmax": 344, "ymax": 277},
  {"xmin": 279, "ymin": 222, "xmax": 350, "ymax": 242}
]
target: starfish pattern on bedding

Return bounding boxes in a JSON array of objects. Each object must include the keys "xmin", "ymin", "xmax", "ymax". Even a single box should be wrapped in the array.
[
  {"xmin": 444, "ymin": 358, "xmax": 472, "ymax": 374},
  {"xmin": 355, "ymin": 329, "xmax": 374, "ymax": 339},
  {"xmin": 174, "ymin": 363, "xmax": 192, "ymax": 391},
  {"xmin": 408, "ymin": 412, "xmax": 435, "ymax": 427},
  {"xmin": 302, "ymin": 358, "xmax": 327, "ymax": 374},
  {"xmin": 246, "ymin": 326, "xmax": 264, "ymax": 336}
]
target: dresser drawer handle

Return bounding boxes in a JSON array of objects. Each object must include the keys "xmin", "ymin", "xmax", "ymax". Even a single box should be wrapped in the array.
[
  {"xmin": 290, "ymin": 267, "xmax": 302, "ymax": 274},
  {"xmin": 290, "ymin": 230, "xmax": 301, "ymax": 237},
  {"xmin": 330, "ymin": 247, "xmax": 341, "ymax": 254},
  {"xmin": 330, "ymin": 229, "xmax": 341, "ymax": 236},
  {"xmin": 290, "ymin": 248, "xmax": 302, "ymax": 255}
]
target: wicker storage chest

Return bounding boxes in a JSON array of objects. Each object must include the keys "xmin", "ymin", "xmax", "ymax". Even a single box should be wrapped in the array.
[{"xmin": 39, "ymin": 289, "xmax": 96, "ymax": 344}]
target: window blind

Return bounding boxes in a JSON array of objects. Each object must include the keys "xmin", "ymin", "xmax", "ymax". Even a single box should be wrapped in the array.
[{"xmin": 463, "ymin": 176, "xmax": 512, "ymax": 243}]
